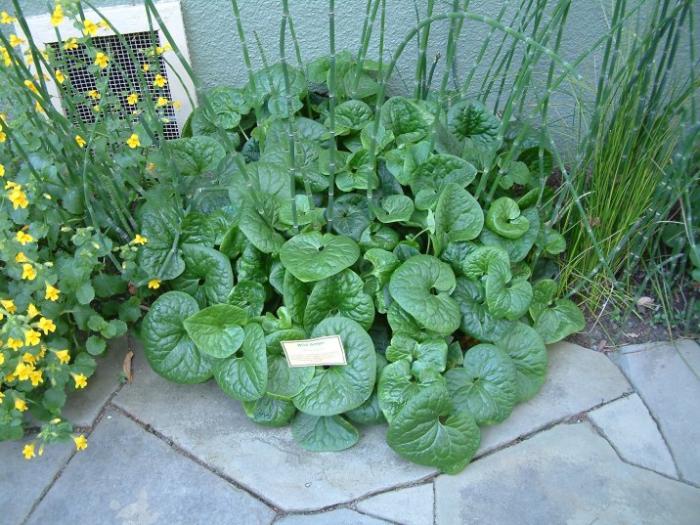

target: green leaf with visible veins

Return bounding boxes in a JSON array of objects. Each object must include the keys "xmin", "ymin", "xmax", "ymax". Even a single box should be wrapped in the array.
[
  {"xmin": 485, "ymin": 258, "xmax": 533, "ymax": 320},
  {"xmin": 183, "ymin": 304, "xmax": 248, "ymax": 359},
  {"xmin": 214, "ymin": 323, "xmax": 268, "ymax": 402},
  {"xmin": 445, "ymin": 344, "xmax": 517, "ymax": 425},
  {"xmin": 172, "ymin": 244, "xmax": 233, "ymax": 307},
  {"xmin": 293, "ymin": 317, "xmax": 376, "ymax": 416},
  {"xmin": 303, "ymin": 269, "xmax": 375, "ymax": 331},
  {"xmin": 141, "ymin": 291, "xmax": 214, "ymax": 384},
  {"xmin": 280, "ymin": 232, "xmax": 360, "ymax": 283},
  {"xmin": 495, "ymin": 322, "xmax": 547, "ymax": 402},
  {"xmin": 388, "ymin": 255, "xmax": 461, "ymax": 335},
  {"xmin": 387, "ymin": 386, "xmax": 481, "ymax": 474},
  {"xmin": 291, "ymin": 413, "xmax": 359, "ymax": 452}
]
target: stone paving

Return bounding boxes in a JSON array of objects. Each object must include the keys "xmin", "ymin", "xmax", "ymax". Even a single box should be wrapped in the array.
[{"xmin": 2, "ymin": 336, "xmax": 699, "ymax": 524}]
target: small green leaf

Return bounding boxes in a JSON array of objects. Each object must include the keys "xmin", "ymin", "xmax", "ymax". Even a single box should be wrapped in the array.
[
  {"xmin": 214, "ymin": 323, "xmax": 268, "ymax": 401},
  {"xmin": 445, "ymin": 344, "xmax": 517, "ymax": 425},
  {"xmin": 452, "ymin": 277, "xmax": 515, "ymax": 343},
  {"xmin": 533, "ymin": 299, "xmax": 585, "ymax": 344},
  {"xmin": 485, "ymin": 258, "xmax": 533, "ymax": 320},
  {"xmin": 292, "ymin": 413, "xmax": 359, "ymax": 452},
  {"xmin": 266, "ymin": 354, "xmax": 315, "ymax": 400},
  {"xmin": 372, "ymin": 194, "xmax": 415, "ymax": 224},
  {"xmin": 183, "ymin": 304, "xmax": 248, "ymax": 358},
  {"xmin": 280, "ymin": 232, "xmax": 360, "ymax": 283},
  {"xmin": 304, "ymin": 269, "xmax": 375, "ymax": 331},
  {"xmin": 242, "ymin": 395, "xmax": 296, "ymax": 427},
  {"xmin": 434, "ymin": 183, "xmax": 484, "ymax": 251},
  {"xmin": 495, "ymin": 322, "xmax": 547, "ymax": 402},
  {"xmin": 388, "ymin": 255, "xmax": 461, "ymax": 335},
  {"xmin": 85, "ymin": 335, "xmax": 106, "ymax": 356},
  {"xmin": 387, "ymin": 386, "xmax": 481, "ymax": 474},
  {"xmin": 172, "ymin": 244, "xmax": 233, "ymax": 307},
  {"xmin": 228, "ymin": 280, "xmax": 266, "ymax": 317},
  {"xmin": 485, "ymin": 197, "xmax": 530, "ymax": 239},
  {"xmin": 480, "ymin": 208, "xmax": 540, "ymax": 262},
  {"xmin": 141, "ymin": 291, "xmax": 214, "ymax": 384}
]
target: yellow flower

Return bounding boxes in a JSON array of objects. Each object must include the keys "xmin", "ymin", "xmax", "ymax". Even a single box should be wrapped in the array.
[
  {"xmin": 87, "ymin": 89, "xmax": 101, "ymax": 100},
  {"xmin": 1, "ymin": 299, "xmax": 16, "ymax": 313},
  {"xmin": 37, "ymin": 317, "xmax": 56, "ymax": 335},
  {"xmin": 126, "ymin": 93, "xmax": 139, "ymax": 105},
  {"xmin": 50, "ymin": 4, "xmax": 64, "ymax": 27},
  {"xmin": 153, "ymin": 74, "xmax": 167, "ymax": 88},
  {"xmin": 148, "ymin": 279, "xmax": 161, "ymax": 290},
  {"xmin": 22, "ymin": 443, "xmax": 35, "ymax": 460},
  {"xmin": 7, "ymin": 337, "xmax": 23, "ymax": 350},
  {"xmin": 0, "ymin": 354, "xmax": 4, "ymax": 366},
  {"xmin": 35, "ymin": 101, "xmax": 45, "ymax": 114},
  {"xmin": 22, "ymin": 263, "xmax": 37, "ymax": 281},
  {"xmin": 83, "ymin": 19, "xmax": 98, "ymax": 37},
  {"xmin": 72, "ymin": 373, "xmax": 88, "ymax": 389},
  {"xmin": 22, "ymin": 352, "xmax": 36, "ymax": 365},
  {"xmin": 30, "ymin": 369, "xmax": 43, "ymax": 386},
  {"xmin": 15, "ymin": 252, "xmax": 28, "ymax": 263},
  {"xmin": 54, "ymin": 349, "xmax": 70, "ymax": 364},
  {"xmin": 55, "ymin": 69, "xmax": 65, "ymax": 84},
  {"xmin": 25, "ymin": 330, "xmax": 41, "ymax": 346},
  {"xmin": 15, "ymin": 362, "xmax": 34, "ymax": 381},
  {"xmin": 156, "ymin": 96, "xmax": 169, "ymax": 107},
  {"xmin": 15, "ymin": 398, "xmax": 28, "ymax": 412},
  {"xmin": 132, "ymin": 234, "xmax": 148, "ymax": 245},
  {"xmin": 16, "ymin": 231, "xmax": 34, "ymax": 245},
  {"xmin": 1, "ymin": 46, "xmax": 12, "ymax": 67},
  {"xmin": 142, "ymin": 63, "xmax": 150, "ymax": 72},
  {"xmin": 24, "ymin": 79, "xmax": 38, "ymax": 95},
  {"xmin": 126, "ymin": 133, "xmax": 141, "ymax": 149},
  {"xmin": 0, "ymin": 390, "xmax": 4, "ymax": 402},
  {"xmin": 0, "ymin": 11, "xmax": 17, "ymax": 24},
  {"xmin": 75, "ymin": 135, "xmax": 87, "ymax": 148},
  {"xmin": 27, "ymin": 303, "xmax": 41, "ymax": 319},
  {"xmin": 63, "ymin": 38, "xmax": 78, "ymax": 51},
  {"xmin": 8, "ymin": 185, "xmax": 28, "ymax": 209},
  {"xmin": 45, "ymin": 283, "xmax": 60, "ymax": 301},
  {"xmin": 73, "ymin": 434, "xmax": 88, "ymax": 451},
  {"xmin": 0, "ymin": 163, "xmax": 4, "ymax": 177},
  {"xmin": 94, "ymin": 52, "xmax": 109, "ymax": 69},
  {"xmin": 172, "ymin": 100, "xmax": 182, "ymax": 110},
  {"xmin": 9, "ymin": 34, "xmax": 24, "ymax": 47}
]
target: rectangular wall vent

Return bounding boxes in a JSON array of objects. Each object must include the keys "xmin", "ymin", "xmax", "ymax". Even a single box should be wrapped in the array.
[{"xmin": 16, "ymin": 1, "xmax": 195, "ymax": 138}]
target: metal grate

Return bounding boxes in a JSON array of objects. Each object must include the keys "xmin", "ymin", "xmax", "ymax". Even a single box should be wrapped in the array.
[{"xmin": 48, "ymin": 31, "xmax": 180, "ymax": 139}]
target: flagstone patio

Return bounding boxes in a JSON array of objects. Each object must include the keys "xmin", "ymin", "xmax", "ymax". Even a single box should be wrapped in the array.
[{"xmin": 3, "ymin": 337, "xmax": 699, "ymax": 524}]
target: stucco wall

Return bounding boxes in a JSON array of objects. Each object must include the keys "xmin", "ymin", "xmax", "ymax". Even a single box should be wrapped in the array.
[{"xmin": 2, "ymin": 1, "xmax": 696, "ymax": 112}]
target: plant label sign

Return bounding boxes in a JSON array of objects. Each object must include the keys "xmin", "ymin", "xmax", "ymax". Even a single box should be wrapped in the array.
[{"xmin": 281, "ymin": 335, "xmax": 347, "ymax": 367}]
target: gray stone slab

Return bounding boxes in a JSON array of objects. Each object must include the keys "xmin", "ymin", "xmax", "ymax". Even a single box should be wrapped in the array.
[
  {"xmin": 477, "ymin": 341, "xmax": 631, "ymax": 456},
  {"xmin": 276, "ymin": 509, "xmax": 390, "ymax": 524},
  {"xmin": 61, "ymin": 336, "xmax": 131, "ymax": 428},
  {"xmin": 435, "ymin": 422, "xmax": 700, "ymax": 525},
  {"xmin": 0, "ymin": 438, "xmax": 73, "ymax": 525},
  {"xmin": 612, "ymin": 341, "xmax": 700, "ymax": 485},
  {"xmin": 676, "ymin": 339, "xmax": 700, "ymax": 377},
  {"xmin": 356, "ymin": 483, "xmax": 434, "ymax": 525},
  {"xmin": 113, "ymin": 344, "xmax": 435, "ymax": 512},
  {"xmin": 26, "ymin": 409, "xmax": 274, "ymax": 525},
  {"xmin": 588, "ymin": 394, "xmax": 677, "ymax": 477}
]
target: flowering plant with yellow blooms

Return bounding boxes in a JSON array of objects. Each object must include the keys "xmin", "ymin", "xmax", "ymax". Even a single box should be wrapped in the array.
[{"xmin": 0, "ymin": 1, "xmax": 181, "ymax": 456}]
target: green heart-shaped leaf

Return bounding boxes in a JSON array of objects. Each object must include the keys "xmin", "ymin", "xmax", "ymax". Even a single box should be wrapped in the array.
[
  {"xmin": 533, "ymin": 299, "xmax": 585, "ymax": 344},
  {"xmin": 387, "ymin": 386, "xmax": 481, "ymax": 474},
  {"xmin": 452, "ymin": 277, "xmax": 516, "ymax": 342},
  {"xmin": 495, "ymin": 322, "xmax": 547, "ymax": 402},
  {"xmin": 485, "ymin": 258, "xmax": 533, "ymax": 320},
  {"xmin": 141, "ymin": 291, "xmax": 214, "ymax": 384},
  {"xmin": 372, "ymin": 194, "xmax": 415, "ymax": 224},
  {"xmin": 385, "ymin": 334, "xmax": 448, "ymax": 377},
  {"xmin": 303, "ymin": 269, "xmax": 375, "ymax": 331},
  {"xmin": 214, "ymin": 323, "xmax": 268, "ymax": 401},
  {"xmin": 293, "ymin": 317, "xmax": 376, "ymax": 416},
  {"xmin": 485, "ymin": 197, "xmax": 529, "ymax": 239},
  {"xmin": 445, "ymin": 344, "xmax": 517, "ymax": 425},
  {"xmin": 480, "ymin": 207, "xmax": 540, "ymax": 262},
  {"xmin": 228, "ymin": 280, "xmax": 266, "ymax": 317},
  {"xmin": 137, "ymin": 197, "xmax": 185, "ymax": 281},
  {"xmin": 172, "ymin": 244, "xmax": 233, "ymax": 307},
  {"xmin": 291, "ymin": 413, "xmax": 359, "ymax": 452},
  {"xmin": 238, "ymin": 201, "xmax": 285, "ymax": 254},
  {"xmin": 280, "ymin": 232, "xmax": 360, "ymax": 283},
  {"xmin": 266, "ymin": 354, "xmax": 315, "ymax": 400},
  {"xmin": 242, "ymin": 395, "xmax": 296, "ymax": 427},
  {"xmin": 434, "ymin": 183, "xmax": 484, "ymax": 252},
  {"xmin": 388, "ymin": 255, "xmax": 461, "ymax": 335},
  {"xmin": 183, "ymin": 304, "xmax": 248, "ymax": 358},
  {"xmin": 378, "ymin": 359, "xmax": 445, "ymax": 423},
  {"xmin": 461, "ymin": 246, "xmax": 510, "ymax": 280}
]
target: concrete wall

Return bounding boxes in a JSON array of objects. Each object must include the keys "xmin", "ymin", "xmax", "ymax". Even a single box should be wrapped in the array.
[{"xmin": 2, "ymin": 0, "xmax": 697, "ymax": 117}]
